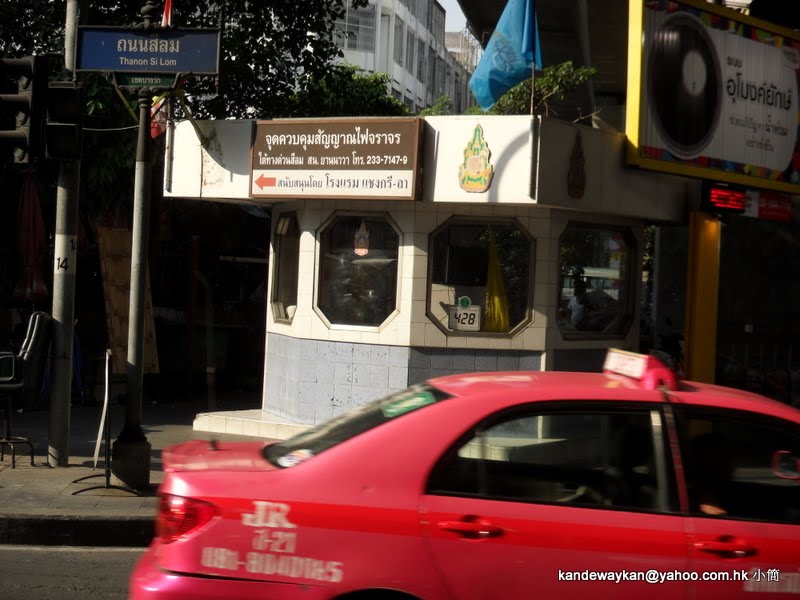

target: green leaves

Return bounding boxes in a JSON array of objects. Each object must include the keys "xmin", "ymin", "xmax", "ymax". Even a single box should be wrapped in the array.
[
  {"xmin": 417, "ymin": 96, "xmax": 452, "ymax": 117},
  {"xmin": 472, "ymin": 61, "xmax": 598, "ymax": 117},
  {"xmin": 288, "ymin": 64, "xmax": 409, "ymax": 118},
  {"xmin": 0, "ymin": 1, "xmax": 62, "ymax": 56},
  {"xmin": 182, "ymin": 0, "xmax": 372, "ymax": 119}
]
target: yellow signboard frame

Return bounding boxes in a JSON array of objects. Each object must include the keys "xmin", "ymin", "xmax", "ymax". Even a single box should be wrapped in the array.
[{"xmin": 625, "ymin": 0, "xmax": 800, "ymax": 194}]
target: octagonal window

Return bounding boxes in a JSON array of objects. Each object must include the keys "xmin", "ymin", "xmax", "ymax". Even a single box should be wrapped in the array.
[
  {"xmin": 317, "ymin": 214, "xmax": 400, "ymax": 327},
  {"xmin": 557, "ymin": 223, "xmax": 635, "ymax": 338},
  {"xmin": 428, "ymin": 218, "xmax": 534, "ymax": 335}
]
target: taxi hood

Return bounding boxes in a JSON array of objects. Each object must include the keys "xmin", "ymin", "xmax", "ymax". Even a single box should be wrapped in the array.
[{"xmin": 161, "ymin": 440, "xmax": 279, "ymax": 472}]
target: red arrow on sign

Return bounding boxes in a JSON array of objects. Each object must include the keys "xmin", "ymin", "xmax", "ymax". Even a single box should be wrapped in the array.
[{"xmin": 255, "ymin": 174, "xmax": 277, "ymax": 189}]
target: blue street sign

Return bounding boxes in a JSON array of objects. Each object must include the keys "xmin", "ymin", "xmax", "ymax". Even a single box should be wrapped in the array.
[{"xmin": 77, "ymin": 27, "xmax": 220, "ymax": 75}]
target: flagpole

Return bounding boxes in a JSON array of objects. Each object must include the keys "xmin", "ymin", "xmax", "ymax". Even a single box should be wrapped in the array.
[
  {"xmin": 530, "ymin": 62, "xmax": 535, "ymax": 115},
  {"xmin": 530, "ymin": 0, "xmax": 537, "ymax": 116}
]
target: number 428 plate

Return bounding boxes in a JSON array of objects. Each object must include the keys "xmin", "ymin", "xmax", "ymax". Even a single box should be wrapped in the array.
[{"xmin": 448, "ymin": 305, "xmax": 482, "ymax": 332}]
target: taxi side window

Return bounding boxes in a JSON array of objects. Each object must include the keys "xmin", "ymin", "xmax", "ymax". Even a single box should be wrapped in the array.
[
  {"xmin": 427, "ymin": 408, "xmax": 674, "ymax": 513},
  {"xmin": 678, "ymin": 409, "xmax": 800, "ymax": 524}
]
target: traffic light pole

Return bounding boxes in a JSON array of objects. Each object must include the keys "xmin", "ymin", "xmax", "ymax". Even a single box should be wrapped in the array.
[
  {"xmin": 48, "ymin": 0, "xmax": 85, "ymax": 467},
  {"xmin": 49, "ymin": 160, "xmax": 80, "ymax": 467}
]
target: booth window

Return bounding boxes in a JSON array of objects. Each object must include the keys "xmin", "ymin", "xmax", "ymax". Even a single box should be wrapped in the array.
[
  {"xmin": 317, "ymin": 215, "xmax": 400, "ymax": 327},
  {"xmin": 428, "ymin": 218, "xmax": 533, "ymax": 335},
  {"xmin": 557, "ymin": 224, "xmax": 635, "ymax": 338},
  {"xmin": 271, "ymin": 213, "xmax": 300, "ymax": 322}
]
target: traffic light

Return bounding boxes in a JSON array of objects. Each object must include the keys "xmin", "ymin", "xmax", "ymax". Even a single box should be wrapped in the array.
[
  {"xmin": 46, "ymin": 81, "xmax": 82, "ymax": 160},
  {"xmin": 0, "ymin": 56, "xmax": 47, "ymax": 163}
]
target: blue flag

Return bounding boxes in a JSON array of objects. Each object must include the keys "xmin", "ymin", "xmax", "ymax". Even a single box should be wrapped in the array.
[{"xmin": 469, "ymin": 0, "xmax": 543, "ymax": 111}]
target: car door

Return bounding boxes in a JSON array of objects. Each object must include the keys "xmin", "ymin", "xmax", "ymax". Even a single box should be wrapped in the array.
[
  {"xmin": 675, "ymin": 407, "xmax": 800, "ymax": 599},
  {"xmin": 420, "ymin": 403, "xmax": 690, "ymax": 600}
]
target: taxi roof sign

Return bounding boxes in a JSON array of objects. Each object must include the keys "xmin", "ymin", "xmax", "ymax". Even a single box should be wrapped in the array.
[{"xmin": 603, "ymin": 349, "xmax": 678, "ymax": 391}]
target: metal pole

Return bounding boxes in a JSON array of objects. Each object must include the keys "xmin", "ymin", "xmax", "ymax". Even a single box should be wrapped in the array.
[
  {"xmin": 48, "ymin": 0, "xmax": 85, "ymax": 467},
  {"xmin": 111, "ymin": 1, "xmax": 160, "ymax": 488},
  {"xmin": 127, "ymin": 90, "xmax": 151, "ymax": 434},
  {"xmin": 111, "ymin": 88, "xmax": 152, "ymax": 489}
]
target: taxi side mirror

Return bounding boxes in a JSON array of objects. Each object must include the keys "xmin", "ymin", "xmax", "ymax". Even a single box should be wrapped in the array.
[{"xmin": 771, "ymin": 450, "xmax": 800, "ymax": 481}]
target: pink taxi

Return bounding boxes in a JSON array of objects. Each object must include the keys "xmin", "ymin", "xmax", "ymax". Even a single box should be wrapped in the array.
[{"xmin": 130, "ymin": 350, "xmax": 800, "ymax": 600}]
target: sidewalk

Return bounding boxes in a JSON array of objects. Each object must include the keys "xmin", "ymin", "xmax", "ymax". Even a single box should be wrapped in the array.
[{"xmin": 0, "ymin": 394, "xmax": 262, "ymax": 547}]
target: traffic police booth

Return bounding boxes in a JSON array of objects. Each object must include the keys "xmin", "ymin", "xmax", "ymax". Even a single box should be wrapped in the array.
[{"xmin": 166, "ymin": 113, "xmax": 687, "ymax": 432}]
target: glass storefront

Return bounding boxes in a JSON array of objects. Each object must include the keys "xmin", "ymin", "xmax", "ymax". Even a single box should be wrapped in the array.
[
  {"xmin": 557, "ymin": 223, "xmax": 635, "ymax": 338},
  {"xmin": 716, "ymin": 214, "xmax": 800, "ymax": 405}
]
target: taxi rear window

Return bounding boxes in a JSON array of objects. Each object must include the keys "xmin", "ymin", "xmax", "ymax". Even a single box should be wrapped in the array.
[{"xmin": 264, "ymin": 384, "xmax": 452, "ymax": 468}]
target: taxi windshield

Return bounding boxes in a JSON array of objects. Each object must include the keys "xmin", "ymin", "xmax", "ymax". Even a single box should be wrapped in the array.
[{"xmin": 264, "ymin": 384, "xmax": 452, "ymax": 468}]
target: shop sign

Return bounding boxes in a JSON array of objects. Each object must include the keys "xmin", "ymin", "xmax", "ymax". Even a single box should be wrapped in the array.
[
  {"xmin": 701, "ymin": 184, "xmax": 793, "ymax": 221},
  {"xmin": 626, "ymin": 0, "xmax": 800, "ymax": 194},
  {"xmin": 250, "ymin": 118, "xmax": 422, "ymax": 200},
  {"xmin": 744, "ymin": 190, "xmax": 793, "ymax": 222}
]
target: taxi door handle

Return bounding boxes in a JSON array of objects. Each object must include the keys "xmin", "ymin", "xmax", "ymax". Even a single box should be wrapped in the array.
[
  {"xmin": 438, "ymin": 519, "xmax": 503, "ymax": 538},
  {"xmin": 694, "ymin": 540, "xmax": 758, "ymax": 558}
]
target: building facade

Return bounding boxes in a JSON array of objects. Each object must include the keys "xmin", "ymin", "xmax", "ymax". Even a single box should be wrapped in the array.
[{"xmin": 333, "ymin": 0, "xmax": 477, "ymax": 113}]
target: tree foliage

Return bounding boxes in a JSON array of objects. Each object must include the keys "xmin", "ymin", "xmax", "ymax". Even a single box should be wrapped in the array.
[
  {"xmin": 1, "ymin": 0, "xmax": 373, "ymax": 119},
  {"xmin": 176, "ymin": 0, "xmax": 370, "ymax": 118},
  {"xmin": 81, "ymin": 75, "xmax": 138, "ymax": 219},
  {"xmin": 288, "ymin": 64, "xmax": 408, "ymax": 118},
  {"xmin": 466, "ymin": 61, "xmax": 598, "ymax": 118},
  {"xmin": 0, "ymin": 1, "xmax": 64, "ymax": 56},
  {"xmin": 417, "ymin": 95, "xmax": 452, "ymax": 117}
]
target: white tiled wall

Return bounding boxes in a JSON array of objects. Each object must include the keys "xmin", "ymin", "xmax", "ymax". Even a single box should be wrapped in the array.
[
  {"xmin": 262, "ymin": 199, "xmax": 645, "ymax": 413},
  {"xmin": 267, "ymin": 199, "xmax": 562, "ymax": 352}
]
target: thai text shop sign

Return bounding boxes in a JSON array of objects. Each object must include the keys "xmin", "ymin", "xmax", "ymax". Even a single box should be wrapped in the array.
[
  {"xmin": 626, "ymin": 0, "xmax": 800, "ymax": 194},
  {"xmin": 250, "ymin": 118, "xmax": 423, "ymax": 200}
]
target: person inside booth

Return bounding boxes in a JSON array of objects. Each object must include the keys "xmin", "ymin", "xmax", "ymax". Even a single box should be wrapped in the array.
[
  {"xmin": 567, "ymin": 278, "xmax": 619, "ymax": 332},
  {"xmin": 568, "ymin": 279, "xmax": 590, "ymax": 329}
]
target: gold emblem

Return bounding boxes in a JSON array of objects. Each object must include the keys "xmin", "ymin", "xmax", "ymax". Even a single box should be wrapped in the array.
[
  {"xmin": 354, "ymin": 220, "xmax": 369, "ymax": 256},
  {"xmin": 459, "ymin": 125, "xmax": 494, "ymax": 193}
]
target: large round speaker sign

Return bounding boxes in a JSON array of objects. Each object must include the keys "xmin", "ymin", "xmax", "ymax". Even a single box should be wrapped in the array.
[
  {"xmin": 647, "ymin": 13, "xmax": 723, "ymax": 160},
  {"xmin": 630, "ymin": 1, "xmax": 800, "ymax": 192}
]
